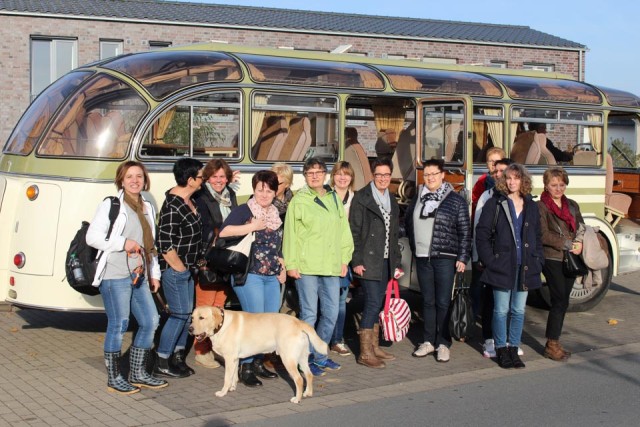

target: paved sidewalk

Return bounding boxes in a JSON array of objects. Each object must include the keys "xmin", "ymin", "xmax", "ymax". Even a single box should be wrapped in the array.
[{"xmin": 0, "ymin": 272, "xmax": 639, "ymax": 426}]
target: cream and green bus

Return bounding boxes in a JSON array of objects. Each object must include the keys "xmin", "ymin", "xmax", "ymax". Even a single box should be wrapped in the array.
[{"xmin": 2, "ymin": 42, "xmax": 639, "ymax": 312}]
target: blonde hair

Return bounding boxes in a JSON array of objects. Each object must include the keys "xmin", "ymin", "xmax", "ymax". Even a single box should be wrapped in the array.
[
  {"xmin": 486, "ymin": 147, "xmax": 506, "ymax": 159},
  {"xmin": 271, "ymin": 162, "xmax": 293, "ymax": 186},
  {"xmin": 543, "ymin": 166, "xmax": 569, "ymax": 187}
]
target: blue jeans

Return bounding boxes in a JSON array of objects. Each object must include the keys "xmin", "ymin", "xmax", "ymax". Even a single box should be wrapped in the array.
[
  {"xmin": 359, "ymin": 259, "xmax": 389, "ymax": 329},
  {"xmin": 234, "ymin": 273, "xmax": 281, "ymax": 364},
  {"xmin": 415, "ymin": 257, "xmax": 456, "ymax": 348},
  {"xmin": 100, "ymin": 275, "xmax": 160, "ymax": 352},
  {"xmin": 157, "ymin": 268, "xmax": 194, "ymax": 358},
  {"xmin": 331, "ymin": 268, "xmax": 352, "ymax": 344},
  {"xmin": 492, "ymin": 271, "xmax": 528, "ymax": 348},
  {"xmin": 296, "ymin": 275, "xmax": 340, "ymax": 363}
]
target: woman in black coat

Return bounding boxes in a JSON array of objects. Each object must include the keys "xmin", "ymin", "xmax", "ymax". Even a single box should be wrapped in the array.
[
  {"xmin": 349, "ymin": 158, "xmax": 401, "ymax": 369},
  {"xmin": 476, "ymin": 163, "xmax": 543, "ymax": 369}
]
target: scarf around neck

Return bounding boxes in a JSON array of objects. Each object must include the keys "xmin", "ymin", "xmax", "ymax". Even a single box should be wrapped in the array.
[
  {"xmin": 273, "ymin": 188, "xmax": 293, "ymax": 216},
  {"xmin": 123, "ymin": 192, "xmax": 157, "ymax": 258},
  {"xmin": 540, "ymin": 190, "xmax": 576, "ymax": 232},
  {"xmin": 207, "ymin": 182, "xmax": 232, "ymax": 208},
  {"xmin": 419, "ymin": 182, "xmax": 452, "ymax": 217},
  {"xmin": 247, "ymin": 197, "xmax": 282, "ymax": 231},
  {"xmin": 370, "ymin": 181, "xmax": 391, "ymax": 212}
]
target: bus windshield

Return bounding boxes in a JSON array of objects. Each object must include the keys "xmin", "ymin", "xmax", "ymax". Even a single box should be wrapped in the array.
[
  {"xmin": 3, "ymin": 71, "xmax": 93, "ymax": 155},
  {"xmin": 36, "ymin": 74, "xmax": 148, "ymax": 159}
]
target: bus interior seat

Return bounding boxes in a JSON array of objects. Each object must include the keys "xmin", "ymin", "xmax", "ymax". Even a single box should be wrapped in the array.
[
  {"xmin": 444, "ymin": 123, "xmax": 458, "ymax": 162},
  {"xmin": 392, "ymin": 123, "xmax": 416, "ymax": 182},
  {"xmin": 276, "ymin": 117, "xmax": 311, "ymax": 161},
  {"xmin": 572, "ymin": 150, "xmax": 598, "ymax": 166},
  {"xmin": 511, "ymin": 131, "xmax": 556, "ymax": 165},
  {"xmin": 605, "ymin": 153, "xmax": 632, "ymax": 226},
  {"xmin": 536, "ymin": 132, "xmax": 556, "ymax": 165},
  {"xmin": 254, "ymin": 116, "xmax": 288, "ymax": 160},
  {"xmin": 344, "ymin": 139, "xmax": 373, "ymax": 191}
]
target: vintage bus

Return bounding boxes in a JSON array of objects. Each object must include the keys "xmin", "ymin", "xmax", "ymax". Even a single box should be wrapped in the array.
[{"xmin": 1, "ymin": 42, "xmax": 639, "ymax": 312}]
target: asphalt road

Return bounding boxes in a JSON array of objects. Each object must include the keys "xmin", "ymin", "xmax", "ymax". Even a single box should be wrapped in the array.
[{"xmin": 238, "ymin": 350, "xmax": 640, "ymax": 427}]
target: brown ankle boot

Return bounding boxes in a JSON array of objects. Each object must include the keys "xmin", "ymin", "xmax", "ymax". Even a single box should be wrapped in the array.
[
  {"xmin": 544, "ymin": 339, "xmax": 569, "ymax": 362},
  {"xmin": 357, "ymin": 329, "xmax": 385, "ymax": 369},
  {"xmin": 372, "ymin": 323, "xmax": 396, "ymax": 361},
  {"xmin": 556, "ymin": 340, "xmax": 572, "ymax": 358}
]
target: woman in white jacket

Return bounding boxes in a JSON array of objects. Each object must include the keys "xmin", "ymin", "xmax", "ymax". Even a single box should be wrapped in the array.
[{"xmin": 87, "ymin": 161, "xmax": 167, "ymax": 395}]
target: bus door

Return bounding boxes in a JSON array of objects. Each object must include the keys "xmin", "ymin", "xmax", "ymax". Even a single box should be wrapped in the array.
[
  {"xmin": 417, "ymin": 97, "xmax": 472, "ymax": 197},
  {"xmin": 397, "ymin": 97, "xmax": 472, "ymax": 291}
]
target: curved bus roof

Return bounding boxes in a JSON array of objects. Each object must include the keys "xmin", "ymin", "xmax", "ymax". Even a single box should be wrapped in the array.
[{"xmin": 4, "ymin": 43, "xmax": 639, "ymax": 159}]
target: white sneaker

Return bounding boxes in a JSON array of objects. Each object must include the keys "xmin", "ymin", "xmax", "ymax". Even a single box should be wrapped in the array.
[
  {"xmin": 195, "ymin": 352, "xmax": 220, "ymax": 369},
  {"xmin": 436, "ymin": 345, "xmax": 450, "ymax": 363},
  {"xmin": 412, "ymin": 342, "xmax": 435, "ymax": 357},
  {"xmin": 482, "ymin": 339, "xmax": 496, "ymax": 358}
]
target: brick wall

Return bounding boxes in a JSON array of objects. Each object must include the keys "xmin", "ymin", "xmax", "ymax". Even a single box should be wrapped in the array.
[{"xmin": 0, "ymin": 15, "xmax": 584, "ymax": 145}]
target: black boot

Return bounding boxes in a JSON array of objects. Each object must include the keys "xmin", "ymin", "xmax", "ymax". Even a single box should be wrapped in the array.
[
  {"xmin": 154, "ymin": 351, "xmax": 189, "ymax": 378},
  {"xmin": 252, "ymin": 358, "xmax": 278, "ymax": 379},
  {"xmin": 129, "ymin": 347, "xmax": 168, "ymax": 389},
  {"xmin": 496, "ymin": 347, "xmax": 513, "ymax": 369},
  {"xmin": 239, "ymin": 362, "xmax": 262, "ymax": 387},
  {"xmin": 104, "ymin": 351, "xmax": 140, "ymax": 395},
  {"xmin": 509, "ymin": 346, "xmax": 526, "ymax": 369},
  {"xmin": 171, "ymin": 349, "xmax": 195, "ymax": 376}
]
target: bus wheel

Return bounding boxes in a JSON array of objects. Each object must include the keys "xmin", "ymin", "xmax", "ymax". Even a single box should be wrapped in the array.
[{"xmin": 535, "ymin": 250, "xmax": 612, "ymax": 313}]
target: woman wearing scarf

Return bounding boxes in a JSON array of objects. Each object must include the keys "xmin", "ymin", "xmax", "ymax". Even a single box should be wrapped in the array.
[
  {"xmin": 193, "ymin": 159, "xmax": 238, "ymax": 369},
  {"xmin": 405, "ymin": 158, "xmax": 471, "ymax": 363},
  {"xmin": 87, "ymin": 161, "xmax": 167, "ymax": 395},
  {"xmin": 350, "ymin": 158, "xmax": 401, "ymax": 368},
  {"xmin": 538, "ymin": 167, "xmax": 585, "ymax": 361},
  {"xmin": 219, "ymin": 170, "xmax": 285, "ymax": 387}
]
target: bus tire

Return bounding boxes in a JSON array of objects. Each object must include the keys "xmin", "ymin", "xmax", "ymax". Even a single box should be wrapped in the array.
[{"xmin": 534, "ymin": 248, "xmax": 612, "ymax": 313}]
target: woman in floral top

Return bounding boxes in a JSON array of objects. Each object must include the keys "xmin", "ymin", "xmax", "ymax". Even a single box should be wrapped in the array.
[{"xmin": 219, "ymin": 170, "xmax": 285, "ymax": 387}]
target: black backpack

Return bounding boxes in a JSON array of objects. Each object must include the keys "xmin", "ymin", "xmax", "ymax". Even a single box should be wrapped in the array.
[{"xmin": 65, "ymin": 197, "xmax": 120, "ymax": 295}]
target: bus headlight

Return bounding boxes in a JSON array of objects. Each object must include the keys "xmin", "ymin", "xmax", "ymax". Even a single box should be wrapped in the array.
[
  {"xmin": 13, "ymin": 252, "xmax": 26, "ymax": 269},
  {"xmin": 26, "ymin": 185, "xmax": 39, "ymax": 201}
]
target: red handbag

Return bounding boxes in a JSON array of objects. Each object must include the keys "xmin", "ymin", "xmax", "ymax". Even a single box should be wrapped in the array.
[{"xmin": 379, "ymin": 278, "xmax": 411, "ymax": 342}]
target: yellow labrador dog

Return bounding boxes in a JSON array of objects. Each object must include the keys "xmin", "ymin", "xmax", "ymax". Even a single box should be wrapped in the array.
[{"xmin": 189, "ymin": 306, "xmax": 328, "ymax": 403}]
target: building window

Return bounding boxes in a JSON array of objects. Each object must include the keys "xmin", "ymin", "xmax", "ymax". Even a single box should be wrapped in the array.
[
  {"xmin": 523, "ymin": 62, "xmax": 555, "ymax": 72},
  {"xmin": 30, "ymin": 37, "xmax": 77, "ymax": 101},
  {"xmin": 488, "ymin": 60, "xmax": 508, "ymax": 69},
  {"xmin": 422, "ymin": 57, "xmax": 457, "ymax": 64},
  {"xmin": 149, "ymin": 41, "xmax": 172, "ymax": 50},
  {"xmin": 100, "ymin": 39, "xmax": 123, "ymax": 59}
]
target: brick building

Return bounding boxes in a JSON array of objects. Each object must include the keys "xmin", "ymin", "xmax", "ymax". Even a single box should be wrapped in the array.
[{"xmin": 0, "ymin": 0, "xmax": 586, "ymax": 144}]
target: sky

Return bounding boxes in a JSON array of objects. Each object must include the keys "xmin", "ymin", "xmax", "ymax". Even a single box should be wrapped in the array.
[{"xmin": 175, "ymin": 0, "xmax": 640, "ymax": 96}]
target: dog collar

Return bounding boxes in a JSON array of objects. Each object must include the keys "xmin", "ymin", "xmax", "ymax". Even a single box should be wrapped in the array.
[{"xmin": 214, "ymin": 307, "xmax": 225, "ymax": 334}]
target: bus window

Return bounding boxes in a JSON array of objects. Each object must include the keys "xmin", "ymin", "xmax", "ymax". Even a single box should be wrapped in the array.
[
  {"xmin": 421, "ymin": 103, "xmax": 464, "ymax": 163},
  {"xmin": 471, "ymin": 106, "xmax": 504, "ymax": 163},
  {"xmin": 37, "ymin": 74, "xmax": 147, "ymax": 158},
  {"xmin": 608, "ymin": 114, "xmax": 640, "ymax": 168},
  {"xmin": 4, "ymin": 71, "xmax": 93, "ymax": 155},
  {"xmin": 251, "ymin": 92, "xmax": 338, "ymax": 162},
  {"xmin": 141, "ymin": 91, "xmax": 242, "ymax": 160},
  {"xmin": 511, "ymin": 107, "xmax": 603, "ymax": 167}
]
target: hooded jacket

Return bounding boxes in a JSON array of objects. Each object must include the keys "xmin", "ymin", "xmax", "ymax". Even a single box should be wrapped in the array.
[
  {"xmin": 476, "ymin": 191, "xmax": 543, "ymax": 291},
  {"xmin": 283, "ymin": 185, "xmax": 354, "ymax": 276}
]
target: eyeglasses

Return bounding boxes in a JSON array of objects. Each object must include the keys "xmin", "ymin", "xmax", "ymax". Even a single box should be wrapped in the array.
[
  {"xmin": 194, "ymin": 175, "xmax": 204, "ymax": 181},
  {"xmin": 423, "ymin": 172, "xmax": 442, "ymax": 178},
  {"xmin": 305, "ymin": 171, "xmax": 326, "ymax": 177},
  {"xmin": 278, "ymin": 181, "xmax": 287, "ymax": 186},
  {"xmin": 374, "ymin": 173, "xmax": 392, "ymax": 179}
]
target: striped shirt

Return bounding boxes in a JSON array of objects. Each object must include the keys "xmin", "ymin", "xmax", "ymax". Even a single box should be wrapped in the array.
[{"xmin": 156, "ymin": 192, "xmax": 202, "ymax": 271}]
